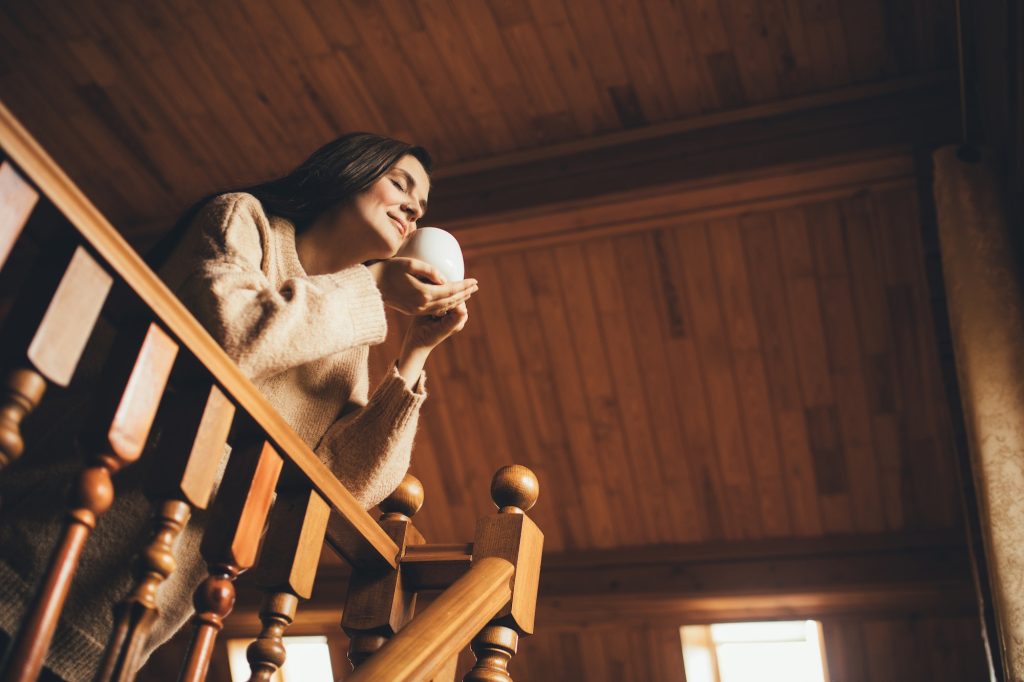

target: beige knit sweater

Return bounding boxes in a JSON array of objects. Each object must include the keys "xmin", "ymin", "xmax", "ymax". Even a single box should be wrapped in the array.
[{"xmin": 0, "ymin": 193, "xmax": 426, "ymax": 680}]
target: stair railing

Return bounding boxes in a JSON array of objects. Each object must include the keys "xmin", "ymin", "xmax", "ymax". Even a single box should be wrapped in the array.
[{"xmin": 0, "ymin": 99, "xmax": 543, "ymax": 682}]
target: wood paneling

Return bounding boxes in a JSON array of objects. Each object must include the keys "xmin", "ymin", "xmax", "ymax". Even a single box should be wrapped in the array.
[
  {"xmin": 141, "ymin": 613, "xmax": 987, "ymax": 682},
  {"xmin": 0, "ymin": 0, "xmax": 955, "ymax": 233},
  {"xmin": 502, "ymin": 614, "xmax": 987, "ymax": 681},
  {"xmin": 177, "ymin": 532, "xmax": 979, "ymax": 682},
  {"xmin": 380, "ymin": 150, "xmax": 962, "ymax": 552},
  {"xmin": 822, "ymin": 615, "xmax": 986, "ymax": 682}
]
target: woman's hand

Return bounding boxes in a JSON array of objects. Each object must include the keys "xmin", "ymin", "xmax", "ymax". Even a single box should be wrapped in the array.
[
  {"xmin": 396, "ymin": 302, "xmax": 470, "ymax": 386},
  {"xmin": 367, "ymin": 258, "xmax": 478, "ymax": 317}
]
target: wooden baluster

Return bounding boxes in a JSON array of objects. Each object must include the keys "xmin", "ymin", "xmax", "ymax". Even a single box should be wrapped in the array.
[
  {"xmin": 467, "ymin": 626, "xmax": 518, "ymax": 682},
  {"xmin": 0, "ymin": 244, "xmax": 112, "ymax": 473},
  {"xmin": 465, "ymin": 465, "xmax": 543, "ymax": 682},
  {"xmin": 0, "ymin": 369, "xmax": 45, "ymax": 472},
  {"xmin": 97, "ymin": 383, "xmax": 236, "ymax": 682},
  {"xmin": 340, "ymin": 474, "xmax": 426, "ymax": 670},
  {"xmin": 0, "ymin": 158, "xmax": 39, "ymax": 270},
  {"xmin": 178, "ymin": 438, "xmax": 283, "ymax": 682},
  {"xmin": 245, "ymin": 488, "xmax": 330, "ymax": 681},
  {"xmin": 1, "ymin": 322, "xmax": 178, "ymax": 682}
]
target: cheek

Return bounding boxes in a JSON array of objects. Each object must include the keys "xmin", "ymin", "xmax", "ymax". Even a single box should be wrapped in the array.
[{"xmin": 369, "ymin": 180, "xmax": 404, "ymax": 206}]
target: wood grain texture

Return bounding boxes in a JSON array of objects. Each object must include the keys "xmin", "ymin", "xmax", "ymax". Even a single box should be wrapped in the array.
[
  {"xmin": 201, "ymin": 440, "xmax": 282, "ymax": 570},
  {"xmin": 346, "ymin": 557, "xmax": 514, "ymax": 682},
  {"xmin": 145, "ymin": 383, "xmax": 236, "ymax": 508},
  {"xmin": 0, "ymin": 2, "xmax": 956, "ymax": 233},
  {"xmin": 25, "ymin": 246, "xmax": 112, "ymax": 386},
  {"xmin": 251, "ymin": 489, "xmax": 329, "ymax": 599},
  {"xmin": 395, "ymin": 151, "xmax": 961, "ymax": 554},
  {"xmin": 0, "ymin": 160, "xmax": 37, "ymax": 268}
]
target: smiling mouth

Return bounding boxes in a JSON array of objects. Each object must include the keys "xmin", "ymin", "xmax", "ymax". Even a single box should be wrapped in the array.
[{"xmin": 389, "ymin": 216, "xmax": 406, "ymax": 238}]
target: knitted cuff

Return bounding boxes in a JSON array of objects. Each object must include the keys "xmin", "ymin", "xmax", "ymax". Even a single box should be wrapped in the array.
[{"xmin": 371, "ymin": 364, "xmax": 428, "ymax": 430}]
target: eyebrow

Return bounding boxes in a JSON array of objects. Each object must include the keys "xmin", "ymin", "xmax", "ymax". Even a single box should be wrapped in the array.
[{"xmin": 397, "ymin": 168, "xmax": 428, "ymax": 213}]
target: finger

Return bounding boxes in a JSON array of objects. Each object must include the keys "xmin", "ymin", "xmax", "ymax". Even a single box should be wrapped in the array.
[
  {"xmin": 420, "ymin": 278, "xmax": 478, "ymax": 300},
  {"xmin": 417, "ymin": 283, "xmax": 478, "ymax": 309},
  {"xmin": 420, "ymin": 287, "xmax": 477, "ymax": 314},
  {"xmin": 449, "ymin": 304, "xmax": 470, "ymax": 332},
  {"xmin": 402, "ymin": 258, "xmax": 447, "ymax": 284}
]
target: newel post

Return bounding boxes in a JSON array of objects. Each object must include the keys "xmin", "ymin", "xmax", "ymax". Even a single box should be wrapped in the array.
[
  {"xmin": 341, "ymin": 474, "xmax": 425, "ymax": 669},
  {"xmin": 465, "ymin": 465, "xmax": 544, "ymax": 682}
]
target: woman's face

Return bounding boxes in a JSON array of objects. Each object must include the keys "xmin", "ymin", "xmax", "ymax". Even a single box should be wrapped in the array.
[{"xmin": 336, "ymin": 154, "xmax": 431, "ymax": 260}]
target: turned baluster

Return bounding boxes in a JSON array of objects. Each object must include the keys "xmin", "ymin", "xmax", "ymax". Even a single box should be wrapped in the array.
[
  {"xmin": 0, "ymin": 244, "xmax": 112, "ymax": 474},
  {"xmin": 341, "ymin": 474, "xmax": 426, "ymax": 669},
  {"xmin": 465, "ymin": 465, "xmax": 543, "ymax": 682},
  {"xmin": 97, "ymin": 382, "xmax": 236, "ymax": 682},
  {"xmin": 1, "ymin": 322, "xmax": 178, "ymax": 682},
  {"xmin": 178, "ymin": 437, "xmax": 283, "ymax": 682},
  {"xmin": 243, "ymin": 487, "xmax": 330, "ymax": 680}
]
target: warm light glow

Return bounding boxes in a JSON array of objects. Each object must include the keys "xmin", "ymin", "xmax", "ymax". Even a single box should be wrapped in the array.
[
  {"xmin": 227, "ymin": 636, "xmax": 334, "ymax": 682},
  {"xmin": 681, "ymin": 620, "xmax": 828, "ymax": 682}
]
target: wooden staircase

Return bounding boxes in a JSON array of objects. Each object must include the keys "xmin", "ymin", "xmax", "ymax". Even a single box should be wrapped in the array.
[{"xmin": 0, "ymin": 99, "xmax": 543, "ymax": 682}]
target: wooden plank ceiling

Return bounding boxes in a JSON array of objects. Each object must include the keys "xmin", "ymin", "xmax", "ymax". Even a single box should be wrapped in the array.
[
  {"xmin": 0, "ymin": 0, "xmax": 954, "ymax": 232},
  {"xmin": 0, "ymin": 2, "xmax": 960, "ymax": 554}
]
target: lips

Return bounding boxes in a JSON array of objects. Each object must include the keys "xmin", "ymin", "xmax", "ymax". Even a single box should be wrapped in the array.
[{"xmin": 388, "ymin": 215, "xmax": 406, "ymax": 238}]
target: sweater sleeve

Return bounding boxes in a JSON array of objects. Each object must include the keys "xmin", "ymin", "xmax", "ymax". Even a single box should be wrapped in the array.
[
  {"xmin": 176, "ymin": 194, "xmax": 388, "ymax": 381},
  {"xmin": 315, "ymin": 365, "xmax": 427, "ymax": 509}
]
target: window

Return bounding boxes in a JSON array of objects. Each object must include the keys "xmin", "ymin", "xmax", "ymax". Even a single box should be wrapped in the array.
[
  {"xmin": 680, "ymin": 620, "xmax": 829, "ymax": 682},
  {"xmin": 226, "ymin": 636, "xmax": 334, "ymax": 682}
]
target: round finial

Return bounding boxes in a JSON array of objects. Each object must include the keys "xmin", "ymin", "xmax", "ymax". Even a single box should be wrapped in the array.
[
  {"xmin": 378, "ymin": 474, "xmax": 424, "ymax": 519},
  {"xmin": 490, "ymin": 465, "xmax": 539, "ymax": 513}
]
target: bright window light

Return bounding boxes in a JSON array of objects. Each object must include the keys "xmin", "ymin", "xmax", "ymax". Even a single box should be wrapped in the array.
[
  {"xmin": 680, "ymin": 620, "xmax": 828, "ymax": 682},
  {"xmin": 227, "ymin": 636, "xmax": 334, "ymax": 682}
]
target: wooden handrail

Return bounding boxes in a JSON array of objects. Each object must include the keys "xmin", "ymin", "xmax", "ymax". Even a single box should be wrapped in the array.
[
  {"xmin": 0, "ymin": 100, "xmax": 398, "ymax": 571},
  {"xmin": 347, "ymin": 557, "xmax": 515, "ymax": 682}
]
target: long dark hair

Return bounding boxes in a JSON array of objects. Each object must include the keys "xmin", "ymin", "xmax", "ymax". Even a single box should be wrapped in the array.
[{"xmin": 147, "ymin": 132, "xmax": 432, "ymax": 267}]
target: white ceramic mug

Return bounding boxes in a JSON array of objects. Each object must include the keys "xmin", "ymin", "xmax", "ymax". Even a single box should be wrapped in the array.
[{"xmin": 395, "ymin": 227, "xmax": 465, "ymax": 282}]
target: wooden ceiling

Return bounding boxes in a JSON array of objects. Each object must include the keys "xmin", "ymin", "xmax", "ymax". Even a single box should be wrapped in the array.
[{"xmin": 0, "ymin": 0, "xmax": 955, "ymax": 233}]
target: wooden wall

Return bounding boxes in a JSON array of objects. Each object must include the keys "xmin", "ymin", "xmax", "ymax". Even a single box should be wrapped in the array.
[
  {"xmin": 139, "ymin": 613, "xmax": 986, "ymax": 681},
  {"xmin": 493, "ymin": 614, "xmax": 987, "ymax": 682},
  {"xmin": 821, "ymin": 615, "xmax": 987, "ymax": 682},
  {"xmin": 365, "ymin": 149, "xmax": 963, "ymax": 553}
]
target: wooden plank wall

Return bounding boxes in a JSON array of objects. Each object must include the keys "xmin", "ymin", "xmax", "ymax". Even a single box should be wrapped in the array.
[
  {"xmin": 820, "ymin": 615, "xmax": 987, "ymax": 682},
  {"xmin": 367, "ymin": 151, "xmax": 962, "ymax": 553},
  {"xmin": 139, "ymin": 613, "xmax": 985, "ymax": 681},
  {"xmin": 495, "ymin": 614, "xmax": 987, "ymax": 682}
]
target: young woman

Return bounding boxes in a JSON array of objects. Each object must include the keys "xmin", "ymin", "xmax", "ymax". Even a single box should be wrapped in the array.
[{"xmin": 0, "ymin": 133, "xmax": 474, "ymax": 680}]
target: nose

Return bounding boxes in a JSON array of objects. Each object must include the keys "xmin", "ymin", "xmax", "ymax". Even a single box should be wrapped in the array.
[{"xmin": 401, "ymin": 201, "xmax": 423, "ymax": 225}]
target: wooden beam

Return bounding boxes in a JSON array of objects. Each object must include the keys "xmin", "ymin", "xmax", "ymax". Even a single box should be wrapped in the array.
[
  {"xmin": 226, "ymin": 532, "xmax": 975, "ymax": 636},
  {"xmin": 124, "ymin": 75, "xmax": 960, "ymax": 247},
  {"xmin": 451, "ymin": 149, "xmax": 917, "ymax": 256},
  {"xmin": 533, "ymin": 531, "xmax": 975, "ymax": 628},
  {"xmin": 426, "ymin": 75, "xmax": 960, "ymax": 227}
]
